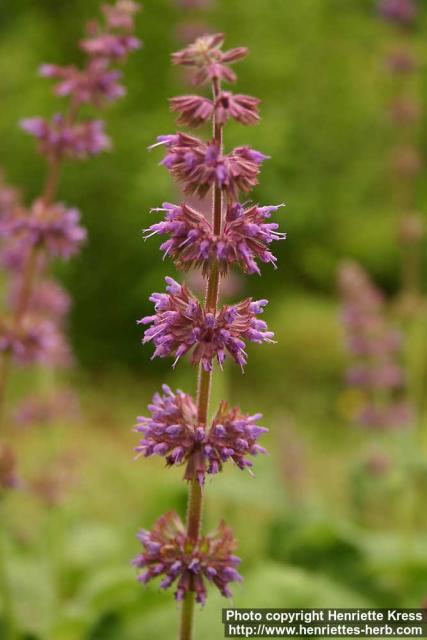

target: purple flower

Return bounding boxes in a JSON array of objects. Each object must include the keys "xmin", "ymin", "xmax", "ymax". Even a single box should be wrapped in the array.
[
  {"xmin": 133, "ymin": 512, "xmax": 242, "ymax": 604},
  {"xmin": 139, "ymin": 278, "xmax": 274, "ymax": 371},
  {"xmin": 172, "ymin": 33, "xmax": 248, "ymax": 85},
  {"xmin": 40, "ymin": 60, "xmax": 125, "ymax": 107},
  {"xmin": 170, "ymin": 91, "xmax": 260, "ymax": 128},
  {"xmin": 21, "ymin": 115, "xmax": 111, "ymax": 160},
  {"xmin": 13, "ymin": 390, "xmax": 80, "ymax": 428},
  {"xmin": 339, "ymin": 261, "xmax": 412, "ymax": 429},
  {"xmin": 134, "ymin": 386, "xmax": 268, "ymax": 484},
  {"xmin": 0, "ymin": 316, "xmax": 70, "ymax": 366},
  {"xmin": 378, "ymin": 0, "xmax": 418, "ymax": 25},
  {"xmin": 150, "ymin": 133, "xmax": 268, "ymax": 198},
  {"xmin": 8, "ymin": 278, "xmax": 71, "ymax": 320},
  {"xmin": 1, "ymin": 201, "xmax": 87, "ymax": 260},
  {"xmin": 102, "ymin": 0, "xmax": 140, "ymax": 31},
  {"xmin": 145, "ymin": 201, "xmax": 285, "ymax": 275},
  {"xmin": 357, "ymin": 402, "xmax": 414, "ymax": 430},
  {"xmin": 80, "ymin": 32, "xmax": 140, "ymax": 60}
]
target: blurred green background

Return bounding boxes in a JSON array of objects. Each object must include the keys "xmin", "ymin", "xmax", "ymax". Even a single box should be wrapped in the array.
[{"xmin": 1, "ymin": 0, "xmax": 427, "ymax": 638}]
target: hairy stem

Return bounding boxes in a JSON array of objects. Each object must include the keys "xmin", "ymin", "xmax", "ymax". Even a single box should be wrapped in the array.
[{"xmin": 179, "ymin": 78, "xmax": 223, "ymax": 640}]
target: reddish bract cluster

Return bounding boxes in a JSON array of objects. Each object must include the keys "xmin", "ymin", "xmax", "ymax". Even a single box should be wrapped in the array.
[
  {"xmin": 170, "ymin": 91, "xmax": 260, "ymax": 127},
  {"xmin": 171, "ymin": 33, "xmax": 247, "ymax": 85}
]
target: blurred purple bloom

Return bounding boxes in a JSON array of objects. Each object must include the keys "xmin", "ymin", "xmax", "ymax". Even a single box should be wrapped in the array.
[
  {"xmin": 386, "ymin": 48, "xmax": 416, "ymax": 74},
  {"xmin": 0, "ymin": 316, "xmax": 70, "ymax": 367},
  {"xmin": 135, "ymin": 385, "xmax": 268, "ymax": 484},
  {"xmin": 8, "ymin": 278, "xmax": 71, "ymax": 321},
  {"xmin": 81, "ymin": 31, "xmax": 140, "ymax": 59},
  {"xmin": 389, "ymin": 97, "xmax": 420, "ymax": 125},
  {"xmin": 133, "ymin": 512, "xmax": 242, "ymax": 604},
  {"xmin": 339, "ymin": 261, "xmax": 412, "ymax": 429},
  {"xmin": 13, "ymin": 390, "xmax": 80, "ymax": 428},
  {"xmin": 0, "ymin": 201, "xmax": 87, "ymax": 260},
  {"xmin": 21, "ymin": 115, "xmax": 111, "ymax": 160},
  {"xmin": 0, "ymin": 444, "xmax": 19, "ymax": 493},
  {"xmin": 358, "ymin": 402, "xmax": 414, "ymax": 429},
  {"xmin": 40, "ymin": 60, "xmax": 125, "ymax": 107},
  {"xmin": 391, "ymin": 145, "xmax": 421, "ymax": 178},
  {"xmin": 378, "ymin": 0, "xmax": 418, "ymax": 25},
  {"xmin": 102, "ymin": 0, "xmax": 140, "ymax": 31},
  {"xmin": 139, "ymin": 277, "xmax": 274, "ymax": 371}
]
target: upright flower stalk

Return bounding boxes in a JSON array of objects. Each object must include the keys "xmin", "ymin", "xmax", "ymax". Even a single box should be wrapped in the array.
[
  {"xmin": 133, "ymin": 34, "xmax": 285, "ymax": 639},
  {"xmin": 377, "ymin": 0, "xmax": 425, "ymax": 305}
]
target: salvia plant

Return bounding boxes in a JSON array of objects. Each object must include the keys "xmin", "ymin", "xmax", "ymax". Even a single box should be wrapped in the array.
[
  {"xmin": 0, "ymin": 3, "xmax": 140, "ymax": 637},
  {"xmin": 0, "ymin": 1, "xmax": 140, "ymax": 424},
  {"xmin": 132, "ymin": 33, "xmax": 285, "ymax": 638}
]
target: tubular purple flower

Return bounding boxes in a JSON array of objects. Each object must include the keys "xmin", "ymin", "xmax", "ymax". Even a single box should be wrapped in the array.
[
  {"xmin": 145, "ymin": 201, "xmax": 285, "ymax": 275},
  {"xmin": 150, "ymin": 133, "xmax": 268, "ymax": 198},
  {"xmin": 133, "ymin": 512, "xmax": 242, "ymax": 604},
  {"xmin": 139, "ymin": 277, "xmax": 274, "ymax": 371}
]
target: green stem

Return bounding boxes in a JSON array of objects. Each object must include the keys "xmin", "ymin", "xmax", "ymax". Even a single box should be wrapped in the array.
[{"xmin": 178, "ymin": 77, "xmax": 223, "ymax": 640}]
